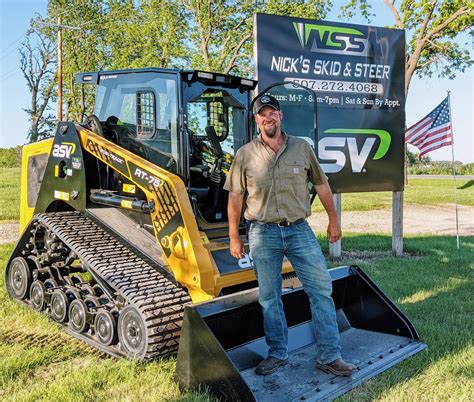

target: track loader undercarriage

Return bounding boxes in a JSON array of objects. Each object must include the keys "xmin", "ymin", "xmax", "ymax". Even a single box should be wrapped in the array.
[{"xmin": 7, "ymin": 211, "xmax": 191, "ymax": 358}]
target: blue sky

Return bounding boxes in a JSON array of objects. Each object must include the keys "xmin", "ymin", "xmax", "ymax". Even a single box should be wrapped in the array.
[{"xmin": 1, "ymin": 0, "xmax": 472, "ymax": 162}]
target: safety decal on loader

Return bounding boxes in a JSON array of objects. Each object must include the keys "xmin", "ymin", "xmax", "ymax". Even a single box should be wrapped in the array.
[
  {"xmin": 54, "ymin": 190, "xmax": 70, "ymax": 201},
  {"xmin": 71, "ymin": 157, "xmax": 82, "ymax": 170},
  {"xmin": 122, "ymin": 183, "xmax": 136, "ymax": 194},
  {"xmin": 85, "ymin": 138, "xmax": 130, "ymax": 176}
]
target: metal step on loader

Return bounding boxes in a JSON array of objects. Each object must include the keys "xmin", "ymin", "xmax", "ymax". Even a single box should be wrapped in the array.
[{"xmin": 6, "ymin": 68, "xmax": 426, "ymax": 401}]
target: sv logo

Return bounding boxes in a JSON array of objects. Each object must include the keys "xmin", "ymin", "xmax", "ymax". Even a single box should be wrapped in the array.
[
  {"xmin": 318, "ymin": 129, "xmax": 391, "ymax": 173},
  {"xmin": 52, "ymin": 142, "xmax": 76, "ymax": 159},
  {"xmin": 294, "ymin": 22, "xmax": 369, "ymax": 56}
]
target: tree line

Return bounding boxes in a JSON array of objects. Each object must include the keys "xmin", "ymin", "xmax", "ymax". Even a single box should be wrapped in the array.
[{"xmin": 21, "ymin": 0, "xmax": 473, "ymax": 142}]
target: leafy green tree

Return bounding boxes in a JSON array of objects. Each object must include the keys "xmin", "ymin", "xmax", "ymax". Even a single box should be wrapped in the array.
[
  {"xmin": 105, "ymin": 0, "xmax": 187, "ymax": 69},
  {"xmin": 0, "ymin": 146, "xmax": 22, "ymax": 168},
  {"xmin": 406, "ymin": 148, "xmax": 430, "ymax": 165},
  {"xmin": 183, "ymin": 0, "xmax": 332, "ymax": 75},
  {"xmin": 182, "ymin": 0, "xmax": 255, "ymax": 74},
  {"xmin": 46, "ymin": 0, "xmax": 108, "ymax": 122},
  {"xmin": 341, "ymin": 0, "xmax": 474, "ymax": 94},
  {"xmin": 406, "ymin": 148, "xmax": 418, "ymax": 164},
  {"xmin": 45, "ymin": 0, "xmax": 187, "ymax": 122},
  {"xmin": 20, "ymin": 25, "xmax": 57, "ymax": 142}
]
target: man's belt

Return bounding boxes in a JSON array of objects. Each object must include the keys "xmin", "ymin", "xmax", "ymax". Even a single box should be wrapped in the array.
[{"xmin": 254, "ymin": 218, "xmax": 306, "ymax": 227}]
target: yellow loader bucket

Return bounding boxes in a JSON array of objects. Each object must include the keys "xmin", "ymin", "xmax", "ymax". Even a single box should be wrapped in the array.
[{"xmin": 175, "ymin": 265, "xmax": 426, "ymax": 401}]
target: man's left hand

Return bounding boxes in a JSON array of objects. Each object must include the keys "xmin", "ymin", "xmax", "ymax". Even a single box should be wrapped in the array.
[
  {"xmin": 327, "ymin": 220, "xmax": 342, "ymax": 243},
  {"xmin": 314, "ymin": 182, "xmax": 341, "ymax": 244}
]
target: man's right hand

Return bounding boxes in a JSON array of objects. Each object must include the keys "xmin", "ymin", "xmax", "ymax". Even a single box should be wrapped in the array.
[
  {"xmin": 228, "ymin": 192, "xmax": 245, "ymax": 259},
  {"xmin": 229, "ymin": 237, "xmax": 245, "ymax": 259}
]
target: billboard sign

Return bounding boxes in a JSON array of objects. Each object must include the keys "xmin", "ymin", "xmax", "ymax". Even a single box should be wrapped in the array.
[{"xmin": 255, "ymin": 13, "xmax": 406, "ymax": 192}]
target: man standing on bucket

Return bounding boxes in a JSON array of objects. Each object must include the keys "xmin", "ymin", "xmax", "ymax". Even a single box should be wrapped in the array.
[{"xmin": 224, "ymin": 94, "xmax": 357, "ymax": 376}]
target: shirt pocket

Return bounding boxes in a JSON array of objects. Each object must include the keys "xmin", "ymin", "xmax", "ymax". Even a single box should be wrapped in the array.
[
  {"xmin": 247, "ymin": 173, "xmax": 272, "ymax": 188},
  {"xmin": 284, "ymin": 159, "xmax": 307, "ymax": 184}
]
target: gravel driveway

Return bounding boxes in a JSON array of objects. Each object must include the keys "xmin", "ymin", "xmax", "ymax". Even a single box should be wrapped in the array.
[{"xmin": 308, "ymin": 204, "xmax": 473, "ymax": 236}]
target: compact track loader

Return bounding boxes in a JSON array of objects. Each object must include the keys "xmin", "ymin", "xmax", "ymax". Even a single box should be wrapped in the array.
[{"xmin": 6, "ymin": 68, "xmax": 426, "ymax": 400}]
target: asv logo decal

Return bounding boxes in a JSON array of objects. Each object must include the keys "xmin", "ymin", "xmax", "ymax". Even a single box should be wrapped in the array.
[
  {"xmin": 318, "ymin": 129, "xmax": 391, "ymax": 173},
  {"xmin": 293, "ymin": 22, "xmax": 369, "ymax": 56},
  {"xmin": 238, "ymin": 252, "xmax": 253, "ymax": 269},
  {"xmin": 52, "ymin": 142, "xmax": 76, "ymax": 159}
]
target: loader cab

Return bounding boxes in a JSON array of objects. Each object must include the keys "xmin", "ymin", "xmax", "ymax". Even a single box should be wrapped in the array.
[
  {"xmin": 90, "ymin": 70, "xmax": 181, "ymax": 174},
  {"xmin": 181, "ymin": 71, "xmax": 255, "ymax": 224},
  {"xmin": 76, "ymin": 69, "xmax": 256, "ymax": 229}
]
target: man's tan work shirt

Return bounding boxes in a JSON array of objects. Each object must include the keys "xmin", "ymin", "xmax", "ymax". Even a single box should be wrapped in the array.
[{"xmin": 224, "ymin": 133, "xmax": 327, "ymax": 223}]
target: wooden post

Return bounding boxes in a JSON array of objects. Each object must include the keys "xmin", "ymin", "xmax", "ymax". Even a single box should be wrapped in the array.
[
  {"xmin": 57, "ymin": 16, "xmax": 62, "ymax": 121},
  {"xmin": 392, "ymin": 191, "xmax": 403, "ymax": 256},
  {"xmin": 35, "ymin": 18, "xmax": 80, "ymax": 122},
  {"xmin": 329, "ymin": 193, "xmax": 342, "ymax": 259}
]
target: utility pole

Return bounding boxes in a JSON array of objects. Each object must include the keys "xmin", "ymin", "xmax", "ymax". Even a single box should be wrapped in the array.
[
  {"xmin": 57, "ymin": 16, "xmax": 63, "ymax": 121},
  {"xmin": 35, "ymin": 18, "xmax": 81, "ymax": 122}
]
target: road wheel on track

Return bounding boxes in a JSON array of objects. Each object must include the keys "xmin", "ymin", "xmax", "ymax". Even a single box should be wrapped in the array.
[
  {"xmin": 80, "ymin": 283, "xmax": 96, "ymax": 296},
  {"xmin": 50, "ymin": 290, "xmax": 69, "ymax": 323},
  {"xmin": 6, "ymin": 257, "xmax": 32, "ymax": 300},
  {"xmin": 118, "ymin": 306, "xmax": 147, "ymax": 358},
  {"xmin": 44, "ymin": 278, "xmax": 58, "ymax": 290},
  {"xmin": 93, "ymin": 284, "xmax": 104, "ymax": 296},
  {"xmin": 95, "ymin": 310, "xmax": 118, "ymax": 346},
  {"xmin": 69, "ymin": 299, "xmax": 90, "ymax": 333},
  {"xmin": 30, "ymin": 280, "xmax": 47, "ymax": 311},
  {"xmin": 65, "ymin": 287, "xmax": 81, "ymax": 301}
]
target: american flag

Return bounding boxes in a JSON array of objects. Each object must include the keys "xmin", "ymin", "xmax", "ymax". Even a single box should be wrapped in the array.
[{"xmin": 405, "ymin": 97, "xmax": 452, "ymax": 159}]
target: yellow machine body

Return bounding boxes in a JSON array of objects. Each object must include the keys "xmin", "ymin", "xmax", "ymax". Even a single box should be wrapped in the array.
[
  {"xmin": 18, "ymin": 124, "xmax": 292, "ymax": 303},
  {"xmin": 77, "ymin": 127, "xmax": 294, "ymax": 302},
  {"xmin": 19, "ymin": 138, "xmax": 54, "ymax": 232}
]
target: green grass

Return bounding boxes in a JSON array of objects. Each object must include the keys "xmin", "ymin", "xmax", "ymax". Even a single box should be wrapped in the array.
[
  {"xmin": 1, "ymin": 234, "xmax": 473, "ymax": 401},
  {"xmin": 314, "ymin": 177, "xmax": 474, "ymax": 212},
  {"xmin": 404, "ymin": 177, "xmax": 474, "ymax": 206},
  {"xmin": 0, "ymin": 245, "xmax": 210, "ymax": 402},
  {"xmin": 325, "ymin": 234, "xmax": 474, "ymax": 401},
  {"xmin": 0, "ymin": 167, "xmax": 20, "ymax": 221},
  {"xmin": 0, "ymin": 165, "xmax": 472, "ymax": 399}
]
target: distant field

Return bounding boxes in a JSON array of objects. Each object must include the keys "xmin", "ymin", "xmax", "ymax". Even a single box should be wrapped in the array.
[
  {"xmin": 314, "ymin": 177, "xmax": 474, "ymax": 212},
  {"xmin": 0, "ymin": 167, "xmax": 20, "ymax": 220}
]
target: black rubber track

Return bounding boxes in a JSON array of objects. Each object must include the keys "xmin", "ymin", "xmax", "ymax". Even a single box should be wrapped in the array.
[{"xmin": 25, "ymin": 211, "xmax": 191, "ymax": 360}]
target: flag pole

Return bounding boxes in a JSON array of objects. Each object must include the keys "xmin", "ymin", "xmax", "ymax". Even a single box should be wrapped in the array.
[{"xmin": 446, "ymin": 91, "xmax": 460, "ymax": 250}]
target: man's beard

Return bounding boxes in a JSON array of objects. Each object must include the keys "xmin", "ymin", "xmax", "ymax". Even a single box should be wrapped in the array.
[{"xmin": 262, "ymin": 123, "xmax": 277, "ymax": 137}]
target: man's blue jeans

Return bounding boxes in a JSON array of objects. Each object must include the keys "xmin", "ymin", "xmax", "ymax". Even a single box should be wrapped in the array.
[{"xmin": 248, "ymin": 220, "xmax": 341, "ymax": 364}]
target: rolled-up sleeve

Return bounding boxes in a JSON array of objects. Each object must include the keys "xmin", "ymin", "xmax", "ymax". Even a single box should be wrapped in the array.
[
  {"xmin": 307, "ymin": 143, "xmax": 328, "ymax": 185},
  {"xmin": 224, "ymin": 149, "xmax": 246, "ymax": 194}
]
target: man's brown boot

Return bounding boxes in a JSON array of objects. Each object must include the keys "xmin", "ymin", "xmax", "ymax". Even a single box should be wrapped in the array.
[
  {"xmin": 316, "ymin": 358, "xmax": 357, "ymax": 376},
  {"xmin": 255, "ymin": 356, "xmax": 289, "ymax": 375}
]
